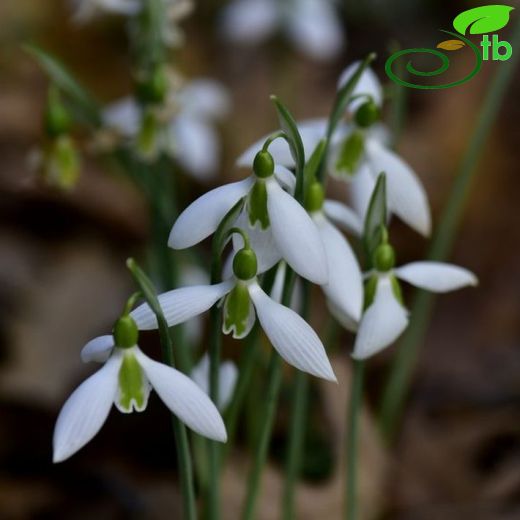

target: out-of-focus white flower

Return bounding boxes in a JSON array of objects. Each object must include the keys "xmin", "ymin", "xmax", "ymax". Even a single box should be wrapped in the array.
[
  {"xmin": 53, "ymin": 331, "xmax": 227, "ymax": 463},
  {"xmin": 102, "ymin": 78, "xmax": 230, "ymax": 180},
  {"xmin": 237, "ymin": 63, "xmax": 431, "ymax": 237},
  {"xmin": 219, "ymin": 0, "xmax": 345, "ymax": 61},
  {"xmin": 191, "ymin": 354, "xmax": 238, "ymax": 410},
  {"xmin": 169, "ymin": 150, "xmax": 328, "ymax": 285},
  {"xmin": 71, "ymin": 0, "xmax": 141, "ymax": 22},
  {"xmin": 130, "ymin": 245, "xmax": 336, "ymax": 381},
  {"xmin": 353, "ymin": 247, "xmax": 478, "ymax": 360}
]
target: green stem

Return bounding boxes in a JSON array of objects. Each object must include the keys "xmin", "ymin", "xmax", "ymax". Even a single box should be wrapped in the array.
[
  {"xmin": 282, "ymin": 371, "xmax": 309, "ymax": 520},
  {"xmin": 345, "ymin": 360, "xmax": 365, "ymax": 520},
  {"xmin": 242, "ymin": 351, "xmax": 284, "ymax": 520},
  {"xmin": 378, "ymin": 19, "xmax": 520, "ymax": 443},
  {"xmin": 281, "ymin": 281, "xmax": 311, "ymax": 519}
]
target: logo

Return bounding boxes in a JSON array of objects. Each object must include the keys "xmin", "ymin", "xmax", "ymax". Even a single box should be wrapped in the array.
[{"xmin": 385, "ymin": 5, "xmax": 514, "ymax": 89}]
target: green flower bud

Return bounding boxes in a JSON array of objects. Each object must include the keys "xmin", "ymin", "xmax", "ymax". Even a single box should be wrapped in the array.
[
  {"xmin": 233, "ymin": 248, "xmax": 258, "ymax": 281},
  {"xmin": 136, "ymin": 66, "xmax": 168, "ymax": 105},
  {"xmin": 305, "ymin": 182, "xmax": 324, "ymax": 213},
  {"xmin": 335, "ymin": 130, "xmax": 365, "ymax": 177},
  {"xmin": 253, "ymin": 151, "xmax": 274, "ymax": 179},
  {"xmin": 113, "ymin": 315, "xmax": 139, "ymax": 349},
  {"xmin": 373, "ymin": 243, "xmax": 396, "ymax": 272},
  {"xmin": 44, "ymin": 88, "xmax": 71, "ymax": 138},
  {"xmin": 247, "ymin": 180, "xmax": 270, "ymax": 229},
  {"xmin": 354, "ymin": 101, "xmax": 380, "ymax": 128}
]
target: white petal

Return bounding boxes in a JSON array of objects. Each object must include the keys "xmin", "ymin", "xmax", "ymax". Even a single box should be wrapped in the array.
[
  {"xmin": 191, "ymin": 354, "xmax": 238, "ymax": 411},
  {"xmin": 323, "ymin": 199, "xmax": 363, "ymax": 236},
  {"xmin": 171, "ymin": 115, "xmax": 220, "ymax": 180},
  {"xmin": 131, "ymin": 280, "xmax": 235, "ymax": 330},
  {"xmin": 286, "ymin": 0, "xmax": 344, "ymax": 61},
  {"xmin": 274, "ymin": 165, "xmax": 296, "ymax": 193},
  {"xmin": 236, "ymin": 119, "xmax": 327, "ymax": 169},
  {"xmin": 177, "ymin": 79, "xmax": 230, "ymax": 120},
  {"xmin": 136, "ymin": 349, "xmax": 227, "ymax": 441},
  {"xmin": 348, "ymin": 162, "xmax": 376, "ymax": 221},
  {"xmin": 394, "ymin": 262, "xmax": 478, "ymax": 292},
  {"xmin": 327, "ymin": 299, "xmax": 358, "ymax": 333},
  {"xmin": 366, "ymin": 138, "xmax": 431, "ymax": 236},
  {"xmin": 314, "ymin": 213, "xmax": 363, "ymax": 321},
  {"xmin": 168, "ymin": 177, "xmax": 254, "ymax": 249},
  {"xmin": 53, "ymin": 352, "xmax": 122, "ymax": 463},
  {"xmin": 352, "ymin": 277, "xmax": 409, "ymax": 360},
  {"xmin": 81, "ymin": 335, "xmax": 114, "ymax": 363},
  {"xmin": 337, "ymin": 62, "xmax": 383, "ymax": 111},
  {"xmin": 102, "ymin": 97, "xmax": 141, "ymax": 137},
  {"xmin": 266, "ymin": 179, "xmax": 328, "ymax": 284},
  {"xmin": 180, "ymin": 265, "xmax": 210, "ymax": 344},
  {"xmin": 248, "ymin": 282, "xmax": 336, "ymax": 381},
  {"xmin": 219, "ymin": 0, "xmax": 279, "ymax": 44},
  {"xmin": 270, "ymin": 261, "xmax": 287, "ymax": 303}
]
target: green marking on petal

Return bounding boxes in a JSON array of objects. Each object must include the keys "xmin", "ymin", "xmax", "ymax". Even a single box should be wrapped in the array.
[
  {"xmin": 223, "ymin": 283, "xmax": 255, "ymax": 339},
  {"xmin": 117, "ymin": 351, "xmax": 149, "ymax": 413},
  {"xmin": 247, "ymin": 180, "xmax": 270, "ymax": 229},
  {"xmin": 390, "ymin": 274, "xmax": 404, "ymax": 305},
  {"xmin": 335, "ymin": 130, "xmax": 365, "ymax": 177},
  {"xmin": 363, "ymin": 275, "xmax": 379, "ymax": 310}
]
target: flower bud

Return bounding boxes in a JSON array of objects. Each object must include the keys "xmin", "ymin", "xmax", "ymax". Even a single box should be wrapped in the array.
[
  {"xmin": 354, "ymin": 101, "xmax": 380, "ymax": 128},
  {"xmin": 305, "ymin": 182, "xmax": 324, "ymax": 213},
  {"xmin": 373, "ymin": 243, "xmax": 396, "ymax": 272},
  {"xmin": 253, "ymin": 151, "xmax": 274, "ymax": 179},
  {"xmin": 136, "ymin": 66, "xmax": 168, "ymax": 105},
  {"xmin": 113, "ymin": 315, "xmax": 139, "ymax": 349},
  {"xmin": 232, "ymin": 248, "xmax": 258, "ymax": 281}
]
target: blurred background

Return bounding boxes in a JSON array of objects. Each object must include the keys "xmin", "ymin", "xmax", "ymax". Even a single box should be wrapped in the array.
[{"xmin": 1, "ymin": 0, "xmax": 520, "ymax": 518}]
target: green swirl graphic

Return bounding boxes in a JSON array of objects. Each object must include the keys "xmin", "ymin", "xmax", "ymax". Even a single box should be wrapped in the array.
[{"xmin": 385, "ymin": 30, "xmax": 483, "ymax": 89}]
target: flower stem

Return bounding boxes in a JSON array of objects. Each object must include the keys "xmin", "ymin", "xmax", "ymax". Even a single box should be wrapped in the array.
[
  {"xmin": 281, "ymin": 281, "xmax": 311, "ymax": 519},
  {"xmin": 282, "ymin": 370, "xmax": 309, "ymax": 520},
  {"xmin": 345, "ymin": 360, "xmax": 365, "ymax": 520},
  {"xmin": 242, "ymin": 351, "xmax": 284, "ymax": 520},
  {"xmin": 378, "ymin": 18, "xmax": 520, "ymax": 443}
]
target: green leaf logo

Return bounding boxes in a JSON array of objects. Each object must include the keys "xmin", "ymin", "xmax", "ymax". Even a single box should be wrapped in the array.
[{"xmin": 453, "ymin": 5, "xmax": 514, "ymax": 35}]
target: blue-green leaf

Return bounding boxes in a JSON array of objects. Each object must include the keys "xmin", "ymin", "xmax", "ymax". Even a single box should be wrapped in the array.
[
  {"xmin": 363, "ymin": 173, "xmax": 387, "ymax": 264},
  {"xmin": 453, "ymin": 5, "xmax": 514, "ymax": 35}
]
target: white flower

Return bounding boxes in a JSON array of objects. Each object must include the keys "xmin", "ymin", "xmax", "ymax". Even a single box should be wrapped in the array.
[
  {"xmin": 191, "ymin": 354, "xmax": 238, "ymax": 411},
  {"xmin": 53, "ymin": 336, "xmax": 227, "ymax": 463},
  {"xmin": 102, "ymin": 78, "xmax": 230, "ymax": 179},
  {"xmin": 219, "ymin": 0, "xmax": 345, "ymax": 61},
  {"xmin": 168, "ymin": 160, "xmax": 328, "ymax": 285},
  {"xmin": 353, "ymin": 261, "xmax": 478, "ymax": 360},
  {"xmin": 71, "ymin": 0, "xmax": 141, "ymax": 21},
  {"xmin": 130, "ymin": 273, "xmax": 336, "ymax": 381}
]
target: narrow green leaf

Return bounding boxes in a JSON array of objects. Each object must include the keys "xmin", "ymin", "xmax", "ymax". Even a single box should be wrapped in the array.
[
  {"xmin": 453, "ymin": 5, "xmax": 514, "ymax": 35},
  {"xmin": 213, "ymin": 198, "xmax": 246, "ymax": 260},
  {"xmin": 270, "ymin": 96, "xmax": 305, "ymax": 200},
  {"xmin": 303, "ymin": 139, "xmax": 327, "ymax": 196},
  {"xmin": 24, "ymin": 44, "xmax": 101, "ymax": 127},
  {"xmin": 363, "ymin": 173, "xmax": 387, "ymax": 263}
]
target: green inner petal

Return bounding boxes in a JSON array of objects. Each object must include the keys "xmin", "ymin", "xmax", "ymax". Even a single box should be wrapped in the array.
[
  {"xmin": 247, "ymin": 180, "xmax": 270, "ymax": 229},
  {"xmin": 335, "ymin": 131, "xmax": 365, "ymax": 177},
  {"xmin": 390, "ymin": 274, "xmax": 404, "ymax": 305},
  {"xmin": 117, "ymin": 352, "xmax": 148, "ymax": 413},
  {"xmin": 223, "ymin": 283, "xmax": 254, "ymax": 338}
]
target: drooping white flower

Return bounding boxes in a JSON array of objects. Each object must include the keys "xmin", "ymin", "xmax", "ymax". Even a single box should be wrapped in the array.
[
  {"xmin": 169, "ymin": 150, "xmax": 328, "ymax": 285},
  {"xmin": 131, "ymin": 246, "xmax": 336, "ymax": 381},
  {"xmin": 219, "ymin": 0, "xmax": 345, "ymax": 61},
  {"xmin": 102, "ymin": 78, "xmax": 230, "ymax": 179},
  {"xmin": 53, "ymin": 327, "xmax": 227, "ymax": 463},
  {"xmin": 191, "ymin": 354, "xmax": 238, "ymax": 410},
  {"xmin": 352, "ymin": 244, "xmax": 478, "ymax": 360},
  {"xmin": 237, "ymin": 63, "xmax": 431, "ymax": 237}
]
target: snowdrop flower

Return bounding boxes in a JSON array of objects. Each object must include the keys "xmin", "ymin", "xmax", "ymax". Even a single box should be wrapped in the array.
[
  {"xmin": 53, "ymin": 314, "xmax": 226, "ymax": 463},
  {"xmin": 169, "ymin": 150, "xmax": 328, "ymax": 285},
  {"xmin": 71, "ymin": 0, "xmax": 141, "ymax": 21},
  {"xmin": 219, "ymin": 0, "xmax": 345, "ymax": 61},
  {"xmin": 353, "ymin": 241, "xmax": 478, "ymax": 360},
  {"xmin": 131, "ymin": 243, "xmax": 336, "ymax": 381},
  {"xmin": 237, "ymin": 62, "xmax": 431, "ymax": 237},
  {"xmin": 191, "ymin": 354, "xmax": 238, "ymax": 410},
  {"xmin": 103, "ymin": 76, "xmax": 230, "ymax": 179}
]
